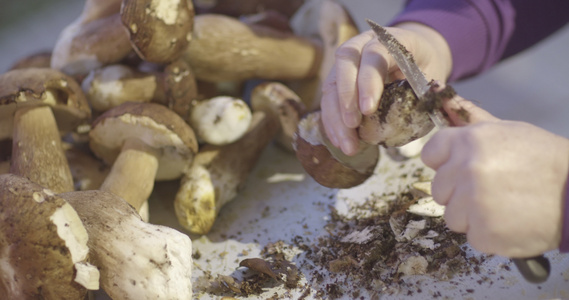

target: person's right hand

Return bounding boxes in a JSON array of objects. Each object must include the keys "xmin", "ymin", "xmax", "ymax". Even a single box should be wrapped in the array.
[{"xmin": 320, "ymin": 22, "xmax": 453, "ymax": 155}]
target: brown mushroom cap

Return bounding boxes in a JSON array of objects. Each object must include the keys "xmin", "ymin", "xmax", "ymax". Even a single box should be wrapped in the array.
[
  {"xmin": 89, "ymin": 102, "xmax": 198, "ymax": 180},
  {"xmin": 0, "ymin": 68, "xmax": 91, "ymax": 140},
  {"xmin": 0, "ymin": 174, "xmax": 98, "ymax": 299},
  {"xmin": 152, "ymin": 58, "xmax": 198, "ymax": 119},
  {"xmin": 121, "ymin": 0, "xmax": 195, "ymax": 63},
  {"xmin": 8, "ymin": 51, "xmax": 53, "ymax": 70},
  {"xmin": 294, "ymin": 111, "xmax": 379, "ymax": 189}
]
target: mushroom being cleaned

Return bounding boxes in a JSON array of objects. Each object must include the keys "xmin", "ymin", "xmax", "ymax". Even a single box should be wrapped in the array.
[
  {"xmin": 358, "ymin": 80, "xmax": 435, "ymax": 147},
  {"xmin": 89, "ymin": 102, "xmax": 198, "ymax": 216},
  {"xmin": 175, "ymin": 111, "xmax": 279, "ymax": 234},
  {"xmin": 121, "ymin": 0, "xmax": 195, "ymax": 63},
  {"xmin": 0, "ymin": 174, "xmax": 99, "ymax": 299},
  {"xmin": 188, "ymin": 96, "xmax": 252, "ymax": 146},
  {"xmin": 0, "ymin": 68, "xmax": 91, "ymax": 194},
  {"xmin": 183, "ymin": 14, "xmax": 322, "ymax": 82},
  {"xmin": 59, "ymin": 189, "xmax": 193, "ymax": 300},
  {"xmin": 293, "ymin": 111, "xmax": 380, "ymax": 189}
]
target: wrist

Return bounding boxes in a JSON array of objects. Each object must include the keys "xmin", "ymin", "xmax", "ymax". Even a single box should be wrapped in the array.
[{"xmin": 394, "ymin": 22, "xmax": 453, "ymax": 81}]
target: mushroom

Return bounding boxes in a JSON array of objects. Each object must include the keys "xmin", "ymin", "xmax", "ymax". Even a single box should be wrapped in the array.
[
  {"xmin": 0, "ymin": 174, "xmax": 99, "ymax": 299},
  {"xmin": 287, "ymin": 0, "xmax": 359, "ymax": 110},
  {"xmin": 121, "ymin": 0, "xmax": 195, "ymax": 63},
  {"xmin": 250, "ymin": 81, "xmax": 307, "ymax": 153},
  {"xmin": 183, "ymin": 14, "xmax": 322, "ymax": 82},
  {"xmin": 62, "ymin": 142, "xmax": 110, "ymax": 191},
  {"xmin": 188, "ymin": 96, "xmax": 252, "ymax": 146},
  {"xmin": 89, "ymin": 102, "xmax": 198, "ymax": 216},
  {"xmin": 82, "ymin": 59, "xmax": 197, "ymax": 118},
  {"xmin": 174, "ymin": 111, "xmax": 279, "ymax": 234},
  {"xmin": 0, "ymin": 68, "xmax": 92, "ymax": 193},
  {"xmin": 293, "ymin": 111, "xmax": 380, "ymax": 189},
  {"xmin": 8, "ymin": 50, "xmax": 52, "ymax": 70},
  {"xmin": 59, "ymin": 189, "xmax": 193, "ymax": 300},
  {"xmin": 358, "ymin": 80, "xmax": 435, "ymax": 147},
  {"xmin": 51, "ymin": 0, "xmax": 132, "ymax": 77}
]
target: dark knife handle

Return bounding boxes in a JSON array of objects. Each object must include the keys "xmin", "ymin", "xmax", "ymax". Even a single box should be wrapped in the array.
[{"xmin": 512, "ymin": 255, "xmax": 550, "ymax": 283}]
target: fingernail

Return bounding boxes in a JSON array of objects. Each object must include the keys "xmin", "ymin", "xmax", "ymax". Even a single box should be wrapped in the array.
[
  {"xmin": 361, "ymin": 96, "xmax": 376, "ymax": 114},
  {"xmin": 342, "ymin": 140, "xmax": 357, "ymax": 156},
  {"xmin": 343, "ymin": 112, "xmax": 361, "ymax": 128}
]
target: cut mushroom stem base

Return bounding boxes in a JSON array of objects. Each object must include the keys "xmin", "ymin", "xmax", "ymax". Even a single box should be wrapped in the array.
[
  {"xmin": 100, "ymin": 137, "xmax": 159, "ymax": 212},
  {"xmin": 10, "ymin": 106, "xmax": 74, "ymax": 193}
]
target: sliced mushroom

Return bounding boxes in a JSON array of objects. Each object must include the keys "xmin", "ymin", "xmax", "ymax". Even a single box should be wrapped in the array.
[
  {"xmin": 0, "ymin": 68, "xmax": 92, "ymax": 193},
  {"xmin": 121, "ymin": 0, "xmax": 195, "ymax": 63},
  {"xmin": 183, "ymin": 14, "xmax": 322, "ymax": 82},
  {"xmin": 188, "ymin": 96, "xmax": 252, "ymax": 146},
  {"xmin": 59, "ymin": 189, "xmax": 193, "ymax": 300},
  {"xmin": 293, "ymin": 111, "xmax": 379, "ymax": 189},
  {"xmin": 250, "ymin": 81, "xmax": 307, "ymax": 152},
  {"xmin": 89, "ymin": 102, "xmax": 198, "ymax": 215},
  {"xmin": 287, "ymin": 0, "xmax": 359, "ymax": 110},
  {"xmin": 0, "ymin": 174, "xmax": 99, "ymax": 299},
  {"xmin": 175, "ymin": 111, "xmax": 279, "ymax": 234}
]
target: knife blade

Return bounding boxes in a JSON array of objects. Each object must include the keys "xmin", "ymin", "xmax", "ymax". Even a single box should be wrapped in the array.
[{"xmin": 366, "ymin": 18, "xmax": 551, "ymax": 284}]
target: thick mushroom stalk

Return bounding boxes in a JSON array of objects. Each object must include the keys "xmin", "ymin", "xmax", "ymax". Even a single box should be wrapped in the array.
[
  {"xmin": 121, "ymin": 0, "xmax": 195, "ymax": 63},
  {"xmin": 0, "ymin": 174, "xmax": 99, "ymax": 299},
  {"xmin": 89, "ymin": 102, "xmax": 198, "ymax": 216},
  {"xmin": 183, "ymin": 14, "xmax": 322, "ymax": 82},
  {"xmin": 59, "ymin": 189, "xmax": 193, "ymax": 300},
  {"xmin": 293, "ymin": 111, "xmax": 380, "ymax": 189},
  {"xmin": 0, "ymin": 68, "xmax": 92, "ymax": 194},
  {"xmin": 175, "ymin": 111, "xmax": 279, "ymax": 234},
  {"xmin": 189, "ymin": 96, "xmax": 252, "ymax": 145}
]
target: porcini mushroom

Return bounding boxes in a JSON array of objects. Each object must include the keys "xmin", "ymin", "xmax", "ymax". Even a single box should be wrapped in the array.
[
  {"xmin": 121, "ymin": 0, "xmax": 195, "ymax": 63},
  {"xmin": 175, "ymin": 111, "xmax": 279, "ymax": 234},
  {"xmin": 293, "ymin": 111, "xmax": 380, "ymax": 189},
  {"xmin": 250, "ymin": 81, "xmax": 307, "ymax": 152},
  {"xmin": 89, "ymin": 102, "xmax": 198, "ymax": 216},
  {"xmin": 188, "ymin": 96, "xmax": 252, "ymax": 146},
  {"xmin": 358, "ymin": 80, "xmax": 435, "ymax": 147},
  {"xmin": 51, "ymin": 0, "xmax": 132, "ymax": 76},
  {"xmin": 183, "ymin": 14, "xmax": 322, "ymax": 82},
  {"xmin": 0, "ymin": 68, "xmax": 91, "ymax": 193},
  {"xmin": 0, "ymin": 174, "xmax": 99, "ymax": 299},
  {"xmin": 59, "ymin": 189, "xmax": 193, "ymax": 300},
  {"xmin": 8, "ymin": 50, "xmax": 52, "ymax": 70}
]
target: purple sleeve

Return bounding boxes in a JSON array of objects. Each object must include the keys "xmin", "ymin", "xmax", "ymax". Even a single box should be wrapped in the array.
[
  {"xmin": 388, "ymin": 0, "xmax": 569, "ymax": 82},
  {"xmin": 561, "ymin": 182, "xmax": 569, "ymax": 253}
]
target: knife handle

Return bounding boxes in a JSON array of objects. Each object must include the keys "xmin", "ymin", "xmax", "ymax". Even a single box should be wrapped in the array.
[{"xmin": 512, "ymin": 255, "xmax": 550, "ymax": 283}]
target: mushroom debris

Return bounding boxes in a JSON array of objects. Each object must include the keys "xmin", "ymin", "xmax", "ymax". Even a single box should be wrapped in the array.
[{"xmin": 0, "ymin": 174, "xmax": 99, "ymax": 299}]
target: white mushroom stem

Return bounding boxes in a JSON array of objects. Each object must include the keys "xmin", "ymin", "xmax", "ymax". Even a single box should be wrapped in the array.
[
  {"xmin": 10, "ymin": 106, "xmax": 74, "ymax": 194},
  {"xmin": 175, "ymin": 111, "xmax": 279, "ymax": 234},
  {"xmin": 189, "ymin": 96, "xmax": 252, "ymax": 145},
  {"xmin": 60, "ymin": 190, "xmax": 193, "ymax": 300},
  {"xmin": 99, "ymin": 137, "xmax": 159, "ymax": 214}
]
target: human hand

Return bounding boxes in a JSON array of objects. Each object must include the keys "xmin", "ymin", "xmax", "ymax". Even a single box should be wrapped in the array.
[
  {"xmin": 320, "ymin": 22, "xmax": 452, "ymax": 155},
  {"xmin": 421, "ymin": 95, "xmax": 569, "ymax": 258}
]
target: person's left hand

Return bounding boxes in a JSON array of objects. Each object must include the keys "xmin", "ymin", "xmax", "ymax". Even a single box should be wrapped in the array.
[{"xmin": 421, "ymin": 95, "xmax": 569, "ymax": 258}]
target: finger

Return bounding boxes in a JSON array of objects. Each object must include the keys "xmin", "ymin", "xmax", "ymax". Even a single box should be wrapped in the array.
[
  {"xmin": 430, "ymin": 161, "xmax": 457, "ymax": 206},
  {"xmin": 443, "ymin": 95, "xmax": 500, "ymax": 126},
  {"xmin": 321, "ymin": 68, "xmax": 360, "ymax": 155},
  {"xmin": 334, "ymin": 32, "xmax": 374, "ymax": 128},
  {"xmin": 421, "ymin": 127, "xmax": 460, "ymax": 170},
  {"xmin": 357, "ymin": 38, "xmax": 391, "ymax": 115},
  {"xmin": 443, "ymin": 188, "xmax": 469, "ymax": 233}
]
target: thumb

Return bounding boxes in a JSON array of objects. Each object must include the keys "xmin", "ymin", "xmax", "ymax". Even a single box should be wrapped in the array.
[{"xmin": 442, "ymin": 94, "xmax": 500, "ymax": 126}]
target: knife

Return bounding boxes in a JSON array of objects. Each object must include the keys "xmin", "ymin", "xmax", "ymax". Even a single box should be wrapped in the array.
[{"xmin": 366, "ymin": 18, "xmax": 551, "ymax": 284}]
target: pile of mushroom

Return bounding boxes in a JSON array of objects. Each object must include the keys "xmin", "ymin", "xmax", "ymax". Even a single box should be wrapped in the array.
[{"xmin": 1, "ymin": 0, "xmax": 379, "ymax": 297}]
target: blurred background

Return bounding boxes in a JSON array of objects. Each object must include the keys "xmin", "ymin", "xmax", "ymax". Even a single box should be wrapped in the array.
[{"xmin": 1, "ymin": 0, "xmax": 568, "ymax": 137}]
